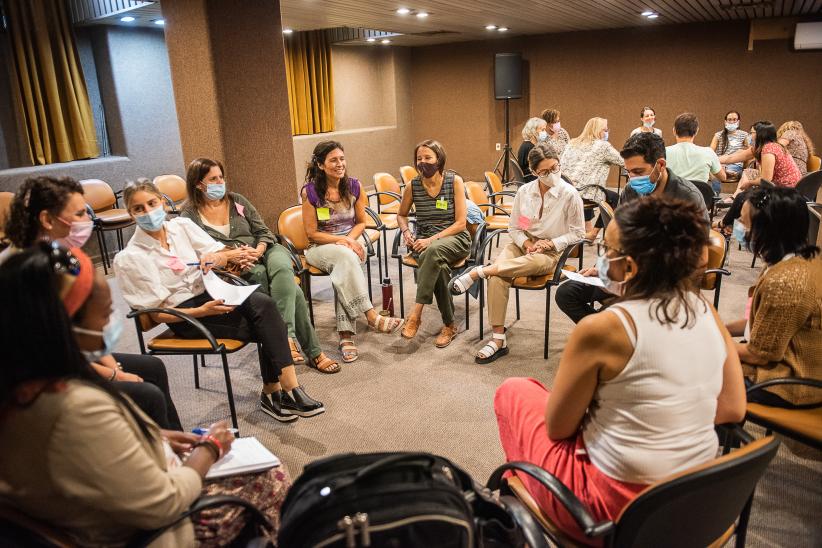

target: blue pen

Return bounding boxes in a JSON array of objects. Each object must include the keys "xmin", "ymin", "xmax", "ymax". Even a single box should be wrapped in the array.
[
  {"xmin": 192, "ymin": 427, "xmax": 239, "ymax": 436},
  {"xmin": 186, "ymin": 262, "xmax": 214, "ymax": 267}
]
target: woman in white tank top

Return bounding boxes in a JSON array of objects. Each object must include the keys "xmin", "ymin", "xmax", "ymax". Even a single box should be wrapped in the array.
[{"xmin": 494, "ymin": 196, "xmax": 746, "ymax": 545}]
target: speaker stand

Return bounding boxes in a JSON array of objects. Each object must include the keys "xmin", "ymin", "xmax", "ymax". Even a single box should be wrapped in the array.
[{"xmin": 493, "ymin": 97, "xmax": 518, "ymax": 184}]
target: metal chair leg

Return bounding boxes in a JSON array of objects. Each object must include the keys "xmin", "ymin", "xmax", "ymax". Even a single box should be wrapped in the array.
[
  {"xmin": 306, "ymin": 274, "xmax": 315, "ymax": 326},
  {"xmin": 221, "ymin": 351, "xmax": 239, "ymax": 430},
  {"xmin": 192, "ymin": 355, "xmax": 200, "ymax": 389},
  {"xmin": 544, "ymin": 288, "xmax": 551, "ymax": 359},
  {"xmin": 515, "ymin": 288, "xmax": 521, "ymax": 320},
  {"xmin": 200, "ymin": 355, "xmax": 206, "ymax": 367},
  {"xmin": 479, "ymin": 280, "xmax": 485, "ymax": 339},
  {"xmin": 96, "ymin": 228, "xmax": 109, "ymax": 274},
  {"xmin": 465, "ymin": 291, "xmax": 469, "ymax": 329},
  {"xmin": 366, "ymin": 252, "xmax": 373, "ymax": 302},
  {"xmin": 397, "ymin": 258, "xmax": 405, "ymax": 318}
]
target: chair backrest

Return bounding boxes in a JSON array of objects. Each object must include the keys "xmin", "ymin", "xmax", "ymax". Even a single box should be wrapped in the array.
[
  {"xmin": 277, "ymin": 205, "xmax": 310, "ymax": 252},
  {"xmin": 508, "ymin": 159, "xmax": 526, "ymax": 183},
  {"xmin": 0, "ymin": 191, "xmax": 14, "ymax": 239},
  {"xmin": 153, "ymin": 174, "xmax": 187, "ymax": 203},
  {"xmin": 80, "ymin": 179, "xmax": 116, "ymax": 212},
  {"xmin": 808, "ymin": 154, "xmax": 821, "ymax": 173},
  {"xmin": 373, "ymin": 173, "xmax": 402, "ymax": 205},
  {"xmin": 598, "ymin": 201, "xmax": 615, "ymax": 230},
  {"xmin": 795, "ymin": 170, "xmax": 822, "ymax": 202},
  {"xmin": 613, "ymin": 436, "xmax": 779, "ymax": 548},
  {"xmin": 465, "ymin": 181, "xmax": 491, "ymax": 214},
  {"xmin": 689, "ymin": 180, "xmax": 716, "ymax": 214},
  {"xmin": 702, "ymin": 229, "xmax": 728, "ymax": 290},
  {"xmin": 399, "ymin": 165, "xmax": 417, "ymax": 186},
  {"xmin": 484, "ymin": 171, "xmax": 503, "ymax": 194},
  {"xmin": 0, "ymin": 502, "xmax": 76, "ymax": 547}
]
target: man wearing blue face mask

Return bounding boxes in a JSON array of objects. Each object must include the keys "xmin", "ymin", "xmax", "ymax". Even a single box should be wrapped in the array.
[{"xmin": 556, "ymin": 132, "xmax": 708, "ymax": 323}]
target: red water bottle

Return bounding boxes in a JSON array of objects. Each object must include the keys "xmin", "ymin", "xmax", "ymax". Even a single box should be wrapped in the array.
[{"xmin": 381, "ymin": 277, "xmax": 394, "ymax": 317}]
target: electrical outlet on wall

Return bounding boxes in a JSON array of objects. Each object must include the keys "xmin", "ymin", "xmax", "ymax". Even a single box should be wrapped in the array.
[{"xmin": 495, "ymin": 143, "xmax": 501, "ymax": 151}]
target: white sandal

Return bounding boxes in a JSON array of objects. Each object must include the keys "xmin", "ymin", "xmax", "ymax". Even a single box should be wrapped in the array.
[
  {"xmin": 475, "ymin": 331, "xmax": 509, "ymax": 364},
  {"xmin": 450, "ymin": 266, "xmax": 485, "ymax": 295}
]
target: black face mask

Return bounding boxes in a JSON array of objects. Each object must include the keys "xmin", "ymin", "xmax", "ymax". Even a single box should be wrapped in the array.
[{"xmin": 416, "ymin": 162, "xmax": 439, "ymax": 178}]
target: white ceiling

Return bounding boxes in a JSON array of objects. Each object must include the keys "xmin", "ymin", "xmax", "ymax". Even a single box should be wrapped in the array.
[{"xmin": 76, "ymin": 0, "xmax": 822, "ymax": 46}]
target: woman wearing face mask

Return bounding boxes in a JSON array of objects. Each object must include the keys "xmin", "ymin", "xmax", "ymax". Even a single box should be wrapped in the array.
[
  {"xmin": 301, "ymin": 141, "xmax": 403, "ymax": 363},
  {"xmin": 2, "ymin": 177, "xmax": 182, "ymax": 429},
  {"xmin": 451, "ymin": 143, "xmax": 584, "ymax": 363},
  {"xmin": 539, "ymin": 109, "xmax": 570, "ymax": 157},
  {"xmin": 777, "ymin": 120, "xmax": 815, "ymax": 178},
  {"xmin": 180, "ymin": 157, "xmax": 339, "ymax": 374},
  {"xmin": 396, "ymin": 139, "xmax": 470, "ymax": 347},
  {"xmin": 630, "ymin": 106, "xmax": 662, "ymax": 137},
  {"xmin": 517, "ymin": 117, "xmax": 547, "ymax": 182},
  {"xmin": 560, "ymin": 117, "xmax": 624, "ymax": 239},
  {"xmin": 709, "ymin": 111, "xmax": 750, "ymax": 185},
  {"xmin": 494, "ymin": 196, "xmax": 746, "ymax": 544},
  {"xmin": 0, "ymin": 244, "xmax": 290, "ymax": 546},
  {"xmin": 115, "ymin": 180, "xmax": 324, "ymax": 422},
  {"xmin": 725, "ymin": 187, "xmax": 821, "ymax": 408}
]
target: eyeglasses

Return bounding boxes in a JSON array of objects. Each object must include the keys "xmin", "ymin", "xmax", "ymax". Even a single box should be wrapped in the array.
[
  {"xmin": 43, "ymin": 241, "xmax": 81, "ymax": 276},
  {"xmin": 534, "ymin": 165, "xmax": 561, "ymax": 177},
  {"xmin": 596, "ymin": 242, "xmax": 626, "ymax": 258}
]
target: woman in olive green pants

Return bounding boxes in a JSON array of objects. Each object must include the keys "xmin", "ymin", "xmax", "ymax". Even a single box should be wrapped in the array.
[{"xmin": 181, "ymin": 157, "xmax": 340, "ymax": 373}]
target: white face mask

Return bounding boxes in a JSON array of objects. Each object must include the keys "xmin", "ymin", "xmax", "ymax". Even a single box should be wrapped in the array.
[
  {"xmin": 537, "ymin": 130, "xmax": 548, "ymax": 141},
  {"xmin": 537, "ymin": 170, "xmax": 561, "ymax": 187}
]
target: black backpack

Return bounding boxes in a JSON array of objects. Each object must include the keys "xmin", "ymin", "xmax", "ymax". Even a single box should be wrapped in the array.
[{"xmin": 278, "ymin": 452, "xmax": 547, "ymax": 548}]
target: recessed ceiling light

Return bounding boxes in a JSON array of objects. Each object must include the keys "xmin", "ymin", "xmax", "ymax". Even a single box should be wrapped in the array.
[
  {"xmin": 366, "ymin": 38, "xmax": 376, "ymax": 42},
  {"xmin": 641, "ymin": 10, "xmax": 654, "ymax": 16},
  {"xmin": 381, "ymin": 39, "xmax": 391, "ymax": 44},
  {"xmin": 396, "ymin": 8, "xmax": 411, "ymax": 15},
  {"xmin": 485, "ymin": 24, "xmax": 497, "ymax": 30},
  {"xmin": 120, "ymin": 16, "xmax": 135, "ymax": 22},
  {"xmin": 646, "ymin": 13, "xmax": 659, "ymax": 19},
  {"xmin": 416, "ymin": 11, "xmax": 429, "ymax": 18},
  {"xmin": 282, "ymin": 28, "xmax": 293, "ymax": 34},
  {"xmin": 498, "ymin": 27, "xmax": 509, "ymax": 32},
  {"xmin": 154, "ymin": 19, "xmax": 164, "ymax": 25}
]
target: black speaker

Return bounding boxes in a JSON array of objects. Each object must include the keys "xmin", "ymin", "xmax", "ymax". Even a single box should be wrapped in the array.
[{"xmin": 494, "ymin": 53, "xmax": 522, "ymax": 99}]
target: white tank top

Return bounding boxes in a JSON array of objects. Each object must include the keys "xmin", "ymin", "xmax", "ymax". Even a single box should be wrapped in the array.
[{"xmin": 582, "ymin": 293, "xmax": 725, "ymax": 484}]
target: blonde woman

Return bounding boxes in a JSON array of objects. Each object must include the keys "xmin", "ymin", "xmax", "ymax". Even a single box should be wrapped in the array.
[
  {"xmin": 560, "ymin": 117, "xmax": 623, "ymax": 238},
  {"xmin": 777, "ymin": 121, "xmax": 815, "ymax": 177},
  {"xmin": 517, "ymin": 117, "xmax": 548, "ymax": 182}
]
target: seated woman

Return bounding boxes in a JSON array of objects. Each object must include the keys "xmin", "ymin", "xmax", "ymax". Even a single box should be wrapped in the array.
[
  {"xmin": 0, "ymin": 244, "xmax": 289, "ymax": 546},
  {"xmin": 451, "ymin": 143, "xmax": 584, "ymax": 363},
  {"xmin": 396, "ymin": 139, "xmax": 470, "ymax": 347},
  {"xmin": 180, "ymin": 157, "xmax": 339, "ymax": 374},
  {"xmin": 725, "ymin": 187, "xmax": 821, "ymax": 407},
  {"xmin": 560, "ymin": 117, "xmax": 623, "ymax": 239},
  {"xmin": 494, "ymin": 196, "xmax": 745, "ymax": 544},
  {"xmin": 709, "ymin": 110, "xmax": 750, "ymax": 187},
  {"xmin": 715, "ymin": 120, "xmax": 802, "ymax": 233},
  {"xmin": 301, "ymin": 141, "xmax": 402, "ymax": 363},
  {"xmin": 540, "ymin": 109, "xmax": 571, "ymax": 157},
  {"xmin": 114, "ymin": 180, "xmax": 323, "ymax": 422},
  {"xmin": 777, "ymin": 120, "xmax": 815, "ymax": 178},
  {"xmin": 1, "ymin": 176, "xmax": 182, "ymax": 430},
  {"xmin": 517, "ymin": 117, "xmax": 547, "ymax": 183},
  {"xmin": 630, "ymin": 105, "xmax": 662, "ymax": 137}
]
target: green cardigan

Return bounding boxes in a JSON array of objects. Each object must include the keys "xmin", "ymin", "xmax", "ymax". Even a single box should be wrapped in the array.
[{"xmin": 180, "ymin": 192, "xmax": 278, "ymax": 249}]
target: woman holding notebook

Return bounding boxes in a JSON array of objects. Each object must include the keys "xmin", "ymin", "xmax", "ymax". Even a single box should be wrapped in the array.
[{"xmin": 0, "ymin": 244, "xmax": 289, "ymax": 546}]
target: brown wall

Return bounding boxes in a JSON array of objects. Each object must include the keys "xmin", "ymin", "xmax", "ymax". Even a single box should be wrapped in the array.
[{"xmin": 409, "ymin": 21, "xmax": 822, "ymax": 183}]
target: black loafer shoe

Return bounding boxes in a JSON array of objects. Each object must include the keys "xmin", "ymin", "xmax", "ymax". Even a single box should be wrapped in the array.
[
  {"xmin": 282, "ymin": 386, "xmax": 325, "ymax": 417},
  {"xmin": 260, "ymin": 390, "xmax": 298, "ymax": 422}
]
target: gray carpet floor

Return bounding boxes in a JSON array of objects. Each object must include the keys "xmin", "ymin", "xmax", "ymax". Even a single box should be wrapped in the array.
[{"xmin": 108, "ymin": 233, "xmax": 821, "ymax": 547}]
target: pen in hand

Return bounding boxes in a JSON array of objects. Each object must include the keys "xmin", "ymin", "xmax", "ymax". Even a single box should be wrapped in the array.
[{"xmin": 186, "ymin": 262, "xmax": 214, "ymax": 267}]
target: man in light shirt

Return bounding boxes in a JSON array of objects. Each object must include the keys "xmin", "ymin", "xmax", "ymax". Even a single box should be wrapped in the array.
[
  {"xmin": 450, "ymin": 143, "xmax": 585, "ymax": 364},
  {"xmin": 666, "ymin": 112, "xmax": 726, "ymax": 188}
]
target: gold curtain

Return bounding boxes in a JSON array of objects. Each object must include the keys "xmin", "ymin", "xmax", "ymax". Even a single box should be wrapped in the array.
[
  {"xmin": 6, "ymin": 0, "xmax": 99, "ymax": 165},
  {"xmin": 284, "ymin": 30, "xmax": 334, "ymax": 136}
]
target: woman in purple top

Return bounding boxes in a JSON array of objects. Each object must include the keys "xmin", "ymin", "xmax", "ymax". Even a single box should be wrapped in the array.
[{"xmin": 301, "ymin": 141, "xmax": 403, "ymax": 363}]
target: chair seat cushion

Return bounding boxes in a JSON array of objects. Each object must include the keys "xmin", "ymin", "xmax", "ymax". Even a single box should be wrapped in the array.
[
  {"xmin": 402, "ymin": 254, "xmax": 466, "ymax": 269},
  {"xmin": 486, "ymin": 215, "xmax": 510, "ymax": 230},
  {"xmin": 148, "ymin": 330, "xmax": 247, "ymax": 352},
  {"xmin": 381, "ymin": 202, "xmax": 400, "ymax": 214},
  {"xmin": 379, "ymin": 213, "xmax": 399, "ymax": 229},
  {"xmin": 746, "ymin": 403, "xmax": 822, "ymax": 444},
  {"xmin": 365, "ymin": 228, "xmax": 381, "ymax": 243},
  {"xmin": 96, "ymin": 209, "xmax": 133, "ymax": 224},
  {"xmin": 300, "ymin": 256, "xmax": 329, "ymax": 276},
  {"xmin": 512, "ymin": 266, "xmax": 576, "ymax": 289}
]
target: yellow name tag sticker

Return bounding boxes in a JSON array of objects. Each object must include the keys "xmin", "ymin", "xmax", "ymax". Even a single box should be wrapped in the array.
[
  {"xmin": 435, "ymin": 199, "xmax": 448, "ymax": 210},
  {"xmin": 317, "ymin": 207, "xmax": 331, "ymax": 221}
]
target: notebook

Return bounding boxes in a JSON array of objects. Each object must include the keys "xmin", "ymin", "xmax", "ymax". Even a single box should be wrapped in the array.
[{"xmin": 205, "ymin": 437, "xmax": 281, "ymax": 479}]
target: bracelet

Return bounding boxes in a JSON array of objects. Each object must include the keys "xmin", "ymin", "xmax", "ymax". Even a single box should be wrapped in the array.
[
  {"xmin": 108, "ymin": 368, "xmax": 118, "ymax": 381},
  {"xmin": 204, "ymin": 434, "xmax": 224, "ymax": 459},
  {"xmin": 193, "ymin": 440, "xmax": 220, "ymax": 461}
]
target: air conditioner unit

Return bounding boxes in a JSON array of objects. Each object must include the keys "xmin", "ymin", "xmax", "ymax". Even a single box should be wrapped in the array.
[{"xmin": 794, "ymin": 22, "xmax": 822, "ymax": 50}]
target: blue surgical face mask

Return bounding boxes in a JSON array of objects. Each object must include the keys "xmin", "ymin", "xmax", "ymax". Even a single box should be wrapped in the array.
[
  {"xmin": 206, "ymin": 183, "xmax": 226, "ymax": 200},
  {"xmin": 643, "ymin": 120, "xmax": 655, "ymax": 128},
  {"xmin": 537, "ymin": 130, "xmax": 548, "ymax": 141},
  {"xmin": 75, "ymin": 316, "xmax": 123, "ymax": 363},
  {"xmin": 602, "ymin": 131, "xmax": 609, "ymax": 142},
  {"xmin": 725, "ymin": 122, "xmax": 739, "ymax": 132},
  {"xmin": 733, "ymin": 219, "xmax": 748, "ymax": 249},
  {"xmin": 596, "ymin": 253, "xmax": 627, "ymax": 296},
  {"xmin": 628, "ymin": 163, "xmax": 660, "ymax": 196},
  {"xmin": 135, "ymin": 205, "xmax": 166, "ymax": 232}
]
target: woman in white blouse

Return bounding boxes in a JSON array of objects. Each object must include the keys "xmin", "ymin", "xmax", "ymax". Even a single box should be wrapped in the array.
[
  {"xmin": 113, "ymin": 180, "xmax": 324, "ymax": 423},
  {"xmin": 560, "ymin": 117, "xmax": 624, "ymax": 239},
  {"xmin": 450, "ymin": 143, "xmax": 584, "ymax": 363}
]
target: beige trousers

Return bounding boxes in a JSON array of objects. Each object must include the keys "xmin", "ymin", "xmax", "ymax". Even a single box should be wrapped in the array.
[{"xmin": 488, "ymin": 243, "xmax": 560, "ymax": 327}]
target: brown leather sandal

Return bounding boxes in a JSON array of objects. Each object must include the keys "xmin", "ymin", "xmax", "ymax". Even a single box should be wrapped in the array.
[
  {"xmin": 311, "ymin": 352, "xmax": 341, "ymax": 374},
  {"xmin": 289, "ymin": 338, "xmax": 305, "ymax": 365}
]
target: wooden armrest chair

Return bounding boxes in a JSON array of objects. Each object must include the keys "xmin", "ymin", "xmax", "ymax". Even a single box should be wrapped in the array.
[
  {"xmin": 745, "ymin": 377, "xmax": 822, "ymax": 450},
  {"xmin": 152, "ymin": 174, "xmax": 187, "ymax": 215},
  {"xmin": 81, "ymin": 179, "xmax": 134, "ymax": 274},
  {"xmin": 702, "ymin": 229, "xmax": 732, "ymax": 308}
]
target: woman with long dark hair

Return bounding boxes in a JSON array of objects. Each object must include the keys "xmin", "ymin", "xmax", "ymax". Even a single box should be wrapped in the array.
[
  {"xmin": 494, "ymin": 196, "xmax": 746, "ymax": 544},
  {"xmin": 301, "ymin": 140, "xmax": 402, "ymax": 363},
  {"xmin": 710, "ymin": 110, "xmax": 750, "ymax": 186},
  {"xmin": 725, "ymin": 187, "xmax": 821, "ymax": 407}
]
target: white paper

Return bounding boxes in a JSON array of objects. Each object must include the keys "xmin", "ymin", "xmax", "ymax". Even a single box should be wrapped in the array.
[
  {"xmin": 206, "ymin": 437, "xmax": 281, "ymax": 479},
  {"xmin": 562, "ymin": 269, "xmax": 606, "ymax": 288},
  {"xmin": 202, "ymin": 270, "xmax": 260, "ymax": 306}
]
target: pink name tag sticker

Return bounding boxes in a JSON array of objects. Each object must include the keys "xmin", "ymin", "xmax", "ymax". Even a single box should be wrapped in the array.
[
  {"xmin": 517, "ymin": 215, "xmax": 531, "ymax": 230},
  {"xmin": 235, "ymin": 203, "xmax": 245, "ymax": 217},
  {"xmin": 166, "ymin": 257, "xmax": 186, "ymax": 273},
  {"xmin": 744, "ymin": 296, "xmax": 753, "ymax": 320}
]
